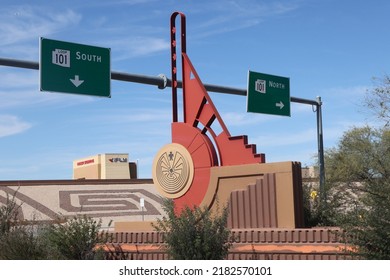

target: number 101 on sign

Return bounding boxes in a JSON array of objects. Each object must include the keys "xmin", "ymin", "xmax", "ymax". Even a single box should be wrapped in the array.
[{"xmin": 52, "ymin": 49, "xmax": 70, "ymax": 68}]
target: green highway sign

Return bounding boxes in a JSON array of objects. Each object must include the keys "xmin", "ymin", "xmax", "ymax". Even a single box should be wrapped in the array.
[
  {"xmin": 40, "ymin": 38, "xmax": 111, "ymax": 97},
  {"xmin": 247, "ymin": 70, "xmax": 290, "ymax": 117}
]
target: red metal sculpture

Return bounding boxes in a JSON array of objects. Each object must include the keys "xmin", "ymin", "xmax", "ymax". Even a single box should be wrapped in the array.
[{"xmin": 153, "ymin": 12, "xmax": 265, "ymax": 211}]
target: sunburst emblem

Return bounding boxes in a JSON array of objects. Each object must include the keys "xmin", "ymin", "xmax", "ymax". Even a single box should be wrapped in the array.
[{"xmin": 152, "ymin": 143, "xmax": 194, "ymax": 198}]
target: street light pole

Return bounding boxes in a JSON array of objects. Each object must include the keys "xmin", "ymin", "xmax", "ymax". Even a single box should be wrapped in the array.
[{"xmin": 316, "ymin": 96, "xmax": 326, "ymax": 203}]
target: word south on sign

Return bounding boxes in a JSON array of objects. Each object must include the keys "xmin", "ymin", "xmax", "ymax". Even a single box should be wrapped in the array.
[{"xmin": 76, "ymin": 51, "xmax": 103, "ymax": 63}]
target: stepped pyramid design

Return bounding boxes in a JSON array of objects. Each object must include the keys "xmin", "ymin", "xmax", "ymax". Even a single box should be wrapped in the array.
[
  {"xmin": 180, "ymin": 53, "xmax": 265, "ymax": 166},
  {"xmin": 156, "ymin": 12, "xmax": 266, "ymax": 211}
]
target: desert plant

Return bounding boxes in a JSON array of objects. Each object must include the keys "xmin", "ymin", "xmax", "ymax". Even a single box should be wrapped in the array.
[
  {"xmin": 153, "ymin": 199, "xmax": 232, "ymax": 260},
  {"xmin": 0, "ymin": 192, "xmax": 20, "ymax": 235},
  {"xmin": 0, "ymin": 191, "xmax": 51, "ymax": 259},
  {"xmin": 44, "ymin": 215, "xmax": 111, "ymax": 260},
  {"xmin": 0, "ymin": 189, "xmax": 112, "ymax": 260},
  {"xmin": 0, "ymin": 225, "xmax": 50, "ymax": 260}
]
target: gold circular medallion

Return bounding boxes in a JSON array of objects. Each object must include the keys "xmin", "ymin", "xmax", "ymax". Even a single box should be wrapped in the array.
[{"xmin": 152, "ymin": 143, "xmax": 194, "ymax": 198}]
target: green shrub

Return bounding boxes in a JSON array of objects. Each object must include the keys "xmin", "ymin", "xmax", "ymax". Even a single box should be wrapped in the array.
[
  {"xmin": 0, "ymin": 191, "xmax": 111, "ymax": 259},
  {"xmin": 0, "ymin": 225, "xmax": 50, "ymax": 260},
  {"xmin": 153, "ymin": 199, "xmax": 232, "ymax": 260},
  {"xmin": 44, "ymin": 215, "xmax": 111, "ymax": 260},
  {"xmin": 0, "ymin": 192, "xmax": 19, "ymax": 235},
  {"xmin": 0, "ymin": 192, "xmax": 51, "ymax": 259}
]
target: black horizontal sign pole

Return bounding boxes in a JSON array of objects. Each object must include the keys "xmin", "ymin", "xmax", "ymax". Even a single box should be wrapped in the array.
[
  {"xmin": 0, "ymin": 57, "xmax": 318, "ymax": 104},
  {"xmin": 0, "ymin": 56, "xmax": 325, "ymax": 201}
]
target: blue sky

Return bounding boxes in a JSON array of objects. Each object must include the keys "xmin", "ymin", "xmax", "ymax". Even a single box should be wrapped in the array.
[{"xmin": 0, "ymin": 0, "xmax": 388, "ymax": 180}]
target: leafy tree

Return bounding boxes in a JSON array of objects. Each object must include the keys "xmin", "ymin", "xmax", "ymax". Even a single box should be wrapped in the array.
[
  {"xmin": 324, "ymin": 126, "xmax": 390, "ymax": 259},
  {"xmin": 364, "ymin": 74, "xmax": 390, "ymax": 126},
  {"xmin": 153, "ymin": 199, "xmax": 232, "ymax": 260}
]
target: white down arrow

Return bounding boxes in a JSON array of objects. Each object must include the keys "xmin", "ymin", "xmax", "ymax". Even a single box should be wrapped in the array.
[{"xmin": 70, "ymin": 75, "xmax": 84, "ymax": 87}]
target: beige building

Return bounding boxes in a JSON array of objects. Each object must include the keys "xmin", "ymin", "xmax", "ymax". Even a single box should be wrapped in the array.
[
  {"xmin": 301, "ymin": 166, "xmax": 318, "ymax": 179},
  {"xmin": 73, "ymin": 153, "xmax": 137, "ymax": 179}
]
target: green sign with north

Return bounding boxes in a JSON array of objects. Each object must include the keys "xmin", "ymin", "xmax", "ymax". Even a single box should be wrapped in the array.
[
  {"xmin": 40, "ymin": 38, "xmax": 111, "ymax": 97},
  {"xmin": 247, "ymin": 71, "xmax": 290, "ymax": 117}
]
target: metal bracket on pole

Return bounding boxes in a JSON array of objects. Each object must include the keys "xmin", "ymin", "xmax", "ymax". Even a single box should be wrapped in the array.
[{"xmin": 157, "ymin": 74, "xmax": 167, "ymax": 89}]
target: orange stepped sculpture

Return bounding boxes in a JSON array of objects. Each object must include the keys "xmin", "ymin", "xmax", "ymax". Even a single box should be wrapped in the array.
[
  {"xmin": 152, "ymin": 12, "xmax": 266, "ymax": 212},
  {"xmin": 117, "ymin": 12, "xmax": 304, "ymax": 232},
  {"xmin": 113, "ymin": 12, "xmax": 345, "ymax": 259}
]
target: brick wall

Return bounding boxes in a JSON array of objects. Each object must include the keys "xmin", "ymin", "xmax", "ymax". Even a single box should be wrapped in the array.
[{"xmin": 104, "ymin": 228, "xmax": 350, "ymax": 260}]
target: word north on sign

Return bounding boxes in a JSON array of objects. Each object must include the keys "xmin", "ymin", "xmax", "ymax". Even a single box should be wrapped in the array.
[
  {"xmin": 247, "ymin": 70, "xmax": 290, "ymax": 117},
  {"xmin": 40, "ymin": 38, "xmax": 111, "ymax": 98}
]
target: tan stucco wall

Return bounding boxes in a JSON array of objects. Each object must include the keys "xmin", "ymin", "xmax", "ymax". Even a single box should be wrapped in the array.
[
  {"xmin": 73, "ymin": 153, "xmax": 131, "ymax": 179},
  {"xmin": 202, "ymin": 161, "xmax": 302, "ymax": 228},
  {"xmin": 73, "ymin": 154, "xmax": 101, "ymax": 179},
  {"xmin": 115, "ymin": 161, "xmax": 303, "ymax": 231}
]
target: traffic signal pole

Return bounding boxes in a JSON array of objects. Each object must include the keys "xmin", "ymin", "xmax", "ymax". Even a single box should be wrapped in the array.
[{"xmin": 0, "ymin": 56, "xmax": 326, "ymax": 201}]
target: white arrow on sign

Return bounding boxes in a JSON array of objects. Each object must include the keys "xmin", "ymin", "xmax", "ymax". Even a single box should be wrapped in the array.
[
  {"xmin": 276, "ymin": 101, "xmax": 284, "ymax": 109},
  {"xmin": 70, "ymin": 75, "xmax": 84, "ymax": 87}
]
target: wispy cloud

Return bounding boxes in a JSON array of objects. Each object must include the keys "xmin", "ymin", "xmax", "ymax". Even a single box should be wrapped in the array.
[
  {"xmin": 110, "ymin": 37, "xmax": 170, "ymax": 61},
  {"xmin": 0, "ymin": 5, "xmax": 82, "ymax": 61},
  {"xmin": 0, "ymin": 115, "xmax": 32, "ymax": 138},
  {"xmin": 0, "ymin": 70, "xmax": 37, "ymax": 89},
  {"xmin": 189, "ymin": 0, "xmax": 299, "ymax": 38},
  {"xmin": 0, "ymin": 6, "xmax": 82, "ymax": 47}
]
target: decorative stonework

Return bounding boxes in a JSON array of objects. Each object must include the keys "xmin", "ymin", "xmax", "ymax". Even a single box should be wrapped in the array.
[
  {"xmin": 152, "ymin": 143, "xmax": 194, "ymax": 199},
  {"xmin": 0, "ymin": 181, "xmax": 164, "ymax": 229}
]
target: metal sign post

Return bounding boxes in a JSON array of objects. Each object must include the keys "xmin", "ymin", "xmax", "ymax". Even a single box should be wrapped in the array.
[{"xmin": 140, "ymin": 197, "xmax": 145, "ymax": 221}]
